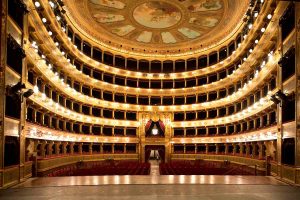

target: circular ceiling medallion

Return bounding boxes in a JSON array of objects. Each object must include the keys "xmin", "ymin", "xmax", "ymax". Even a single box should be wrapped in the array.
[{"xmin": 133, "ymin": 1, "xmax": 182, "ymax": 29}]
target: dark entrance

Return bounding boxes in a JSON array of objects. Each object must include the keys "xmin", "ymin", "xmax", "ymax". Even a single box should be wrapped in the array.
[{"xmin": 145, "ymin": 145, "xmax": 165, "ymax": 163}]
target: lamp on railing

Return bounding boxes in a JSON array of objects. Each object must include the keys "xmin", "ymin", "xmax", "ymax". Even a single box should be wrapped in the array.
[
  {"xmin": 275, "ymin": 90, "xmax": 288, "ymax": 102},
  {"xmin": 270, "ymin": 90, "xmax": 288, "ymax": 106},
  {"xmin": 270, "ymin": 95, "xmax": 280, "ymax": 105},
  {"xmin": 152, "ymin": 124, "xmax": 158, "ymax": 136}
]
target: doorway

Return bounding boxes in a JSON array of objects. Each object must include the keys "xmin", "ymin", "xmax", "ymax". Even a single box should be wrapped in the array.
[{"xmin": 145, "ymin": 145, "xmax": 165, "ymax": 163}]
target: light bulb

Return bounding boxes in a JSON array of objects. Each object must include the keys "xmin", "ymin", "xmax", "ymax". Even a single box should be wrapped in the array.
[
  {"xmin": 49, "ymin": 1, "xmax": 55, "ymax": 8},
  {"xmin": 152, "ymin": 124, "xmax": 159, "ymax": 135},
  {"xmin": 267, "ymin": 14, "xmax": 272, "ymax": 20},
  {"xmin": 152, "ymin": 128, "xmax": 158, "ymax": 135},
  {"xmin": 33, "ymin": 85, "xmax": 39, "ymax": 93},
  {"xmin": 42, "ymin": 18, "xmax": 47, "ymax": 23},
  {"xmin": 34, "ymin": 1, "xmax": 40, "ymax": 7},
  {"xmin": 261, "ymin": 27, "xmax": 266, "ymax": 32}
]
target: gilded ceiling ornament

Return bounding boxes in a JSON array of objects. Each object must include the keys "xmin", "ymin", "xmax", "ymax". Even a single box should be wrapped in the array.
[{"xmin": 64, "ymin": 0, "xmax": 250, "ymax": 56}]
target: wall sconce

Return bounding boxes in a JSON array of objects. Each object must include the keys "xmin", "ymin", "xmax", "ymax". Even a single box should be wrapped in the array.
[{"xmin": 6, "ymin": 81, "xmax": 35, "ymax": 103}]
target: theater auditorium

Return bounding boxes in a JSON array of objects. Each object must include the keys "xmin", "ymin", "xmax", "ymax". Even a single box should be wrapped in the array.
[{"xmin": 0, "ymin": 0, "xmax": 300, "ymax": 199}]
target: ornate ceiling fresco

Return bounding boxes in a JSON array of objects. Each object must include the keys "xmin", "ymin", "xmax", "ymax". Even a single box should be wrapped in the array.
[{"xmin": 64, "ymin": 0, "xmax": 250, "ymax": 57}]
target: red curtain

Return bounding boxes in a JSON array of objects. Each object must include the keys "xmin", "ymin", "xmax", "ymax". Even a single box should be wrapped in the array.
[
  {"xmin": 158, "ymin": 120, "xmax": 165, "ymax": 132},
  {"xmin": 158, "ymin": 149, "xmax": 165, "ymax": 163},
  {"xmin": 145, "ymin": 120, "xmax": 152, "ymax": 133},
  {"xmin": 145, "ymin": 149, "xmax": 152, "ymax": 162}
]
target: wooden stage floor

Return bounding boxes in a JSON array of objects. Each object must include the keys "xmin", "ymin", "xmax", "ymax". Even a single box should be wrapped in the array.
[{"xmin": 1, "ymin": 175, "xmax": 299, "ymax": 200}]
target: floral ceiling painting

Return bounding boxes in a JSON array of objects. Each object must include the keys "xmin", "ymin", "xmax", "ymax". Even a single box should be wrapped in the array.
[{"xmin": 87, "ymin": 0, "xmax": 225, "ymax": 44}]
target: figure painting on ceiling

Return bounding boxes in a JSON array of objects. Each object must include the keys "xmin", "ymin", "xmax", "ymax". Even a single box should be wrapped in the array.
[
  {"xmin": 178, "ymin": 27, "xmax": 201, "ymax": 39},
  {"xmin": 188, "ymin": 0, "xmax": 223, "ymax": 12},
  {"xmin": 112, "ymin": 25, "xmax": 135, "ymax": 36},
  {"xmin": 136, "ymin": 31, "xmax": 153, "ymax": 43},
  {"xmin": 189, "ymin": 17, "xmax": 219, "ymax": 27},
  {"xmin": 133, "ymin": 1, "xmax": 182, "ymax": 29},
  {"xmin": 87, "ymin": 0, "xmax": 225, "ymax": 44},
  {"xmin": 161, "ymin": 32, "xmax": 177, "ymax": 43},
  {"xmin": 89, "ymin": 0, "xmax": 125, "ymax": 9},
  {"xmin": 93, "ymin": 13, "xmax": 125, "ymax": 23}
]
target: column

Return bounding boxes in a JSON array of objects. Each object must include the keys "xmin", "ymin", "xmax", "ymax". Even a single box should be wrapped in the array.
[
  {"xmin": 41, "ymin": 113, "xmax": 45, "ymax": 126},
  {"xmin": 225, "ymin": 143, "xmax": 229, "ymax": 155},
  {"xmin": 79, "ymin": 124, "xmax": 82, "ymax": 133},
  {"xmin": 40, "ymin": 142, "xmax": 47, "ymax": 158},
  {"xmin": 54, "ymin": 142, "xmax": 60, "ymax": 155},
  {"xmin": 205, "ymin": 144, "xmax": 209, "ymax": 154},
  {"xmin": 70, "ymin": 143, "xmax": 74, "ymax": 155},
  {"xmin": 18, "ymin": 0, "xmax": 30, "ymax": 183},
  {"xmin": 0, "ymin": 4, "xmax": 7, "ymax": 184},
  {"xmin": 62, "ymin": 142, "xmax": 67, "ymax": 155},
  {"xmin": 215, "ymin": 144, "xmax": 219, "ymax": 154},
  {"xmin": 70, "ymin": 122, "xmax": 74, "ymax": 132},
  {"xmin": 47, "ymin": 142, "xmax": 54, "ymax": 157},
  {"xmin": 295, "ymin": 1, "xmax": 300, "ymax": 167},
  {"xmin": 48, "ymin": 116, "xmax": 52, "ymax": 128},
  {"xmin": 100, "ymin": 143, "xmax": 103, "ymax": 154},
  {"xmin": 260, "ymin": 116, "xmax": 264, "ymax": 127},
  {"xmin": 63, "ymin": 121, "xmax": 66, "ymax": 131},
  {"xmin": 89, "ymin": 143, "xmax": 93, "ymax": 154},
  {"xmin": 252, "ymin": 142, "xmax": 258, "ymax": 158},
  {"xmin": 254, "ymin": 118, "xmax": 257, "ymax": 129},
  {"xmin": 78, "ymin": 143, "xmax": 83, "ymax": 154},
  {"xmin": 239, "ymin": 143, "xmax": 244, "ymax": 156},
  {"xmin": 33, "ymin": 140, "xmax": 39, "ymax": 156},
  {"xmin": 89, "ymin": 126, "xmax": 93, "ymax": 135},
  {"xmin": 233, "ymin": 143, "xmax": 237, "ymax": 155},
  {"xmin": 258, "ymin": 142, "xmax": 264, "ymax": 159},
  {"xmin": 245, "ymin": 143, "xmax": 250, "ymax": 157}
]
